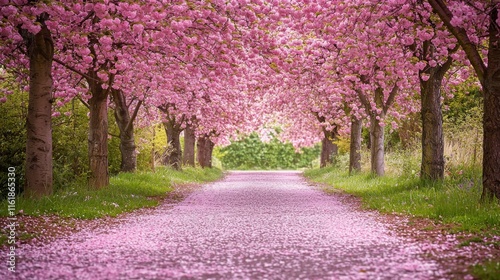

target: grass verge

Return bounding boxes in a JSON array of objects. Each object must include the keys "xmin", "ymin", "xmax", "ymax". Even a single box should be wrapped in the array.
[
  {"xmin": 304, "ymin": 166, "xmax": 500, "ymax": 233},
  {"xmin": 472, "ymin": 260, "xmax": 500, "ymax": 280},
  {"xmin": 304, "ymin": 166, "xmax": 500, "ymax": 278},
  {"xmin": 0, "ymin": 167, "xmax": 223, "ymax": 219}
]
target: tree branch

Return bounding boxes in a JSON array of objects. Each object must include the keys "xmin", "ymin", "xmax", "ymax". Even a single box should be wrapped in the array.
[
  {"xmin": 52, "ymin": 57, "xmax": 98, "ymax": 82},
  {"xmin": 427, "ymin": 0, "xmax": 486, "ymax": 85},
  {"xmin": 350, "ymin": 77, "xmax": 373, "ymax": 114},
  {"xmin": 124, "ymin": 100, "xmax": 143, "ymax": 133},
  {"xmin": 384, "ymin": 84, "xmax": 399, "ymax": 114},
  {"xmin": 77, "ymin": 95, "xmax": 90, "ymax": 109},
  {"xmin": 437, "ymin": 55, "xmax": 454, "ymax": 78},
  {"xmin": 108, "ymin": 132, "xmax": 120, "ymax": 138}
]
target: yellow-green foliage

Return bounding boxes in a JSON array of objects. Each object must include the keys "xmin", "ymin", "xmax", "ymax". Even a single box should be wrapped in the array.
[
  {"xmin": 135, "ymin": 124, "xmax": 170, "ymax": 170},
  {"xmin": 218, "ymin": 132, "xmax": 320, "ymax": 170},
  {"xmin": 333, "ymin": 137, "xmax": 350, "ymax": 154}
]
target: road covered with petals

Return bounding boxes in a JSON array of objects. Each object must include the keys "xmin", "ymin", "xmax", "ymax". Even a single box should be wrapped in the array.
[{"xmin": 5, "ymin": 171, "xmax": 446, "ymax": 279}]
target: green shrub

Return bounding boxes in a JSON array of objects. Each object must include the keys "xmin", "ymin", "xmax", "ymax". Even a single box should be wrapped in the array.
[
  {"xmin": 218, "ymin": 131, "xmax": 320, "ymax": 170},
  {"xmin": 0, "ymin": 89, "xmax": 27, "ymax": 196}
]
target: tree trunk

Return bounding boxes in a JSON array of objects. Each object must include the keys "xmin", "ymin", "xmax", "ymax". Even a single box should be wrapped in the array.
[
  {"xmin": 370, "ymin": 114, "xmax": 385, "ymax": 176},
  {"xmin": 427, "ymin": 0, "xmax": 500, "ymax": 202},
  {"xmin": 320, "ymin": 129, "xmax": 338, "ymax": 168},
  {"xmin": 87, "ymin": 73, "xmax": 109, "ymax": 189},
  {"xmin": 420, "ymin": 67, "xmax": 449, "ymax": 181},
  {"xmin": 349, "ymin": 117, "xmax": 362, "ymax": 174},
  {"xmin": 24, "ymin": 20, "xmax": 54, "ymax": 198},
  {"xmin": 163, "ymin": 120, "xmax": 182, "ymax": 170},
  {"xmin": 183, "ymin": 123, "xmax": 196, "ymax": 166},
  {"xmin": 197, "ymin": 134, "xmax": 214, "ymax": 168},
  {"xmin": 418, "ymin": 39, "xmax": 454, "ymax": 181},
  {"xmin": 482, "ymin": 8, "xmax": 500, "ymax": 201},
  {"xmin": 197, "ymin": 136, "xmax": 207, "ymax": 168},
  {"xmin": 206, "ymin": 140, "xmax": 214, "ymax": 168},
  {"xmin": 112, "ymin": 89, "xmax": 137, "ymax": 172}
]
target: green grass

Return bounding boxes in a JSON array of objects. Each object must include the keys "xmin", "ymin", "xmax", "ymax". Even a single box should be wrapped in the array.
[
  {"xmin": 471, "ymin": 260, "xmax": 500, "ymax": 280},
  {"xmin": 305, "ymin": 165, "xmax": 500, "ymax": 278},
  {"xmin": 458, "ymin": 236, "xmax": 485, "ymax": 247},
  {"xmin": 304, "ymin": 166, "xmax": 500, "ymax": 233},
  {"xmin": 0, "ymin": 167, "xmax": 223, "ymax": 219}
]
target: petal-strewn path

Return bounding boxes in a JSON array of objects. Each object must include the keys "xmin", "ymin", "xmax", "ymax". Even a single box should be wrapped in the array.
[{"xmin": 5, "ymin": 171, "xmax": 445, "ymax": 279}]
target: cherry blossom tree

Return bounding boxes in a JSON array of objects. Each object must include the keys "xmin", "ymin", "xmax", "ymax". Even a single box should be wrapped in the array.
[
  {"xmin": 293, "ymin": 0, "xmax": 419, "ymax": 175},
  {"xmin": 390, "ymin": 1, "xmax": 463, "ymax": 181},
  {"xmin": 4, "ymin": 0, "xmax": 498, "ymax": 204},
  {"xmin": 427, "ymin": 0, "xmax": 500, "ymax": 201},
  {"xmin": 0, "ymin": 0, "xmax": 54, "ymax": 197}
]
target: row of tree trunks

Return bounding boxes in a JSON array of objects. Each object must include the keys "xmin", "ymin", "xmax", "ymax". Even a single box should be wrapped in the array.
[
  {"xmin": 160, "ymin": 114, "xmax": 212, "ymax": 169},
  {"xmin": 21, "ymin": 12, "xmax": 116, "ymax": 194},
  {"xmin": 20, "ymin": 14, "xmax": 204, "ymax": 197},
  {"xmin": 162, "ymin": 120, "xmax": 183, "ymax": 170},
  {"xmin": 22, "ymin": 17, "xmax": 54, "ymax": 198},
  {"xmin": 312, "ymin": 112, "xmax": 339, "ymax": 168},
  {"xmin": 197, "ymin": 134, "xmax": 214, "ymax": 168},
  {"xmin": 347, "ymin": 110, "xmax": 385, "ymax": 177}
]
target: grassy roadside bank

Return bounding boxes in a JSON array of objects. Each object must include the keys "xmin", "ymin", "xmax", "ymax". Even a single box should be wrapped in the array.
[
  {"xmin": 304, "ymin": 166, "xmax": 500, "ymax": 279},
  {"xmin": 0, "ymin": 167, "xmax": 223, "ymax": 219}
]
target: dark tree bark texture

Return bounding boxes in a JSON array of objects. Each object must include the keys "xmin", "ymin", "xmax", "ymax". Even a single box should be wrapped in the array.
[
  {"xmin": 320, "ymin": 129, "xmax": 338, "ymax": 168},
  {"xmin": 482, "ymin": 8, "xmax": 500, "ymax": 201},
  {"xmin": 197, "ymin": 134, "xmax": 214, "ymax": 168},
  {"xmin": 183, "ymin": 123, "xmax": 196, "ymax": 166},
  {"xmin": 163, "ymin": 120, "xmax": 183, "ymax": 170},
  {"xmin": 23, "ymin": 16, "xmax": 54, "ymax": 198},
  {"xmin": 112, "ymin": 89, "xmax": 140, "ymax": 172},
  {"xmin": 87, "ymin": 73, "xmax": 109, "ymax": 189},
  {"xmin": 419, "ymin": 54, "xmax": 451, "ymax": 181}
]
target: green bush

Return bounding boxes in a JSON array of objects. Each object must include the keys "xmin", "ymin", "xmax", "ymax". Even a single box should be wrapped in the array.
[
  {"xmin": 0, "ymin": 91, "xmax": 27, "ymax": 196},
  {"xmin": 218, "ymin": 131, "xmax": 320, "ymax": 170},
  {"xmin": 51, "ymin": 99, "xmax": 90, "ymax": 191}
]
